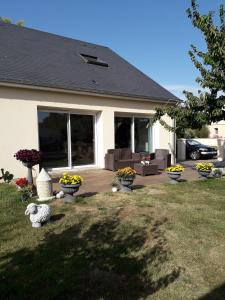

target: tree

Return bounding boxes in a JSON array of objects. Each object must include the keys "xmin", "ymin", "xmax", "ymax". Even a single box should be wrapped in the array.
[
  {"xmin": 152, "ymin": 0, "xmax": 225, "ymax": 136},
  {"xmin": 0, "ymin": 17, "xmax": 24, "ymax": 26},
  {"xmin": 180, "ymin": 125, "xmax": 209, "ymax": 138}
]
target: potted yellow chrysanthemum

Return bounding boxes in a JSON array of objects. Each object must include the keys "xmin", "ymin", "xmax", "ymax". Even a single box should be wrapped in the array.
[
  {"xmin": 166, "ymin": 165, "xmax": 184, "ymax": 184},
  {"xmin": 59, "ymin": 173, "xmax": 83, "ymax": 202},
  {"xmin": 116, "ymin": 167, "xmax": 136, "ymax": 192},
  {"xmin": 196, "ymin": 162, "xmax": 213, "ymax": 179}
]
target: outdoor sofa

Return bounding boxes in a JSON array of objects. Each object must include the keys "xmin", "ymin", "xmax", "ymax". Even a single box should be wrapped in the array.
[
  {"xmin": 105, "ymin": 148, "xmax": 171, "ymax": 171},
  {"xmin": 105, "ymin": 148, "xmax": 141, "ymax": 171}
]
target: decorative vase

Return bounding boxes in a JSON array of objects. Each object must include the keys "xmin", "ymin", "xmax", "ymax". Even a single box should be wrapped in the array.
[
  {"xmin": 167, "ymin": 171, "xmax": 182, "ymax": 184},
  {"xmin": 198, "ymin": 170, "xmax": 211, "ymax": 180},
  {"xmin": 22, "ymin": 161, "xmax": 35, "ymax": 184},
  {"xmin": 61, "ymin": 184, "xmax": 81, "ymax": 203},
  {"xmin": 119, "ymin": 177, "xmax": 134, "ymax": 192}
]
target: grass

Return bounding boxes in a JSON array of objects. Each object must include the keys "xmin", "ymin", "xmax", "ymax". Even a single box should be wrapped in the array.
[{"xmin": 0, "ymin": 180, "xmax": 225, "ymax": 299}]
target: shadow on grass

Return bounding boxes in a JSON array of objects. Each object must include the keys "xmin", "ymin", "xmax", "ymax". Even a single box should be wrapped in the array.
[
  {"xmin": 0, "ymin": 214, "xmax": 181, "ymax": 300},
  {"xmin": 132, "ymin": 184, "xmax": 145, "ymax": 190},
  {"xmin": 50, "ymin": 213, "xmax": 65, "ymax": 222},
  {"xmin": 198, "ymin": 282, "xmax": 225, "ymax": 300}
]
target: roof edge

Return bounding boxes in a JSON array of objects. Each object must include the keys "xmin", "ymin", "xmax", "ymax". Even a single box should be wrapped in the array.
[{"xmin": 0, "ymin": 81, "xmax": 180, "ymax": 104}]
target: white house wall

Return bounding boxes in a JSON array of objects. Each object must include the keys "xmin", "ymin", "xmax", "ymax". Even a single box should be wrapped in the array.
[{"xmin": 0, "ymin": 86, "xmax": 175, "ymax": 177}]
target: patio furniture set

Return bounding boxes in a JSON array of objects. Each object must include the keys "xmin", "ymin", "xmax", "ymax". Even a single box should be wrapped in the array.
[{"xmin": 104, "ymin": 148, "xmax": 171, "ymax": 176}]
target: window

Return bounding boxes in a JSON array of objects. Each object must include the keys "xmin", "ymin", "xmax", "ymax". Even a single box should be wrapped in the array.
[
  {"xmin": 115, "ymin": 116, "xmax": 152, "ymax": 153},
  {"xmin": 38, "ymin": 111, "xmax": 95, "ymax": 169},
  {"xmin": 80, "ymin": 53, "xmax": 108, "ymax": 67},
  {"xmin": 214, "ymin": 128, "xmax": 218, "ymax": 135}
]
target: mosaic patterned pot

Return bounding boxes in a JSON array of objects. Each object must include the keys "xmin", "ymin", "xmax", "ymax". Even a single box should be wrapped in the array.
[
  {"xmin": 167, "ymin": 171, "xmax": 182, "ymax": 184},
  {"xmin": 61, "ymin": 184, "xmax": 81, "ymax": 203},
  {"xmin": 119, "ymin": 177, "xmax": 134, "ymax": 192}
]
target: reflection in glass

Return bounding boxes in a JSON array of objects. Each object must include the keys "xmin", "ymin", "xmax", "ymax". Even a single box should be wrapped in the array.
[
  {"xmin": 115, "ymin": 117, "xmax": 132, "ymax": 148},
  {"xmin": 135, "ymin": 117, "xmax": 151, "ymax": 153},
  {"xmin": 70, "ymin": 114, "xmax": 94, "ymax": 166},
  {"xmin": 38, "ymin": 111, "xmax": 68, "ymax": 168}
]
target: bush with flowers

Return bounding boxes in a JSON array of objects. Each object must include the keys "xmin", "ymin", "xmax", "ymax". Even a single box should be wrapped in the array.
[
  {"xmin": 116, "ymin": 167, "xmax": 136, "ymax": 179},
  {"xmin": 166, "ymin": 165, "xmax": 184, "ymax": 173},
  {"xmin": 59, "ymin": 173, "xmax": 83, "ymax": 185},
  {"xmin": 15, "ymin": 178, "xmax": 28, "ymax": 188},
  {"xmin": 14, "ymin": 149, "xmax": 41, "ymax": 165},
  {"xmin": 195, "ymin": 162, "xmax": 213, "ymax": 171},
  {"xmin": 15, "ymin": 177, "xmax": 32, "ymax": 201}
]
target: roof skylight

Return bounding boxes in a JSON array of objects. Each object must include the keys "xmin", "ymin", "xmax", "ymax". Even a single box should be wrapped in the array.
[{"xmin": 80, "ymin": 53, "xmax": 108, "ymax": 67}]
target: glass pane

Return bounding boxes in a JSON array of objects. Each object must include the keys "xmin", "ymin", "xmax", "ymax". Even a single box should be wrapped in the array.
[
  {"xmin": 71, "ymin": 114, "xmax": 94, "ymax": 166},
  {"xmin": 115, "ymin": 117, "xmax": 132, "ymax": 148},
  {"xmin": 135, "ymin": 117, "xmax": 151, "ymax": 153},
  {"xmin": 38, "ymin": 111, "xmax": 68, "ymax": 168}
]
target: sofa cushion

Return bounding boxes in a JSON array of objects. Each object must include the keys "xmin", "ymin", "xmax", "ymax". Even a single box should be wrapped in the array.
[
  {"xmin": 121, "ymin": 148, "xmax": 132, "ymax": 159},
  {"xmin": 108, "ymin": 149, "xmax": 121, "ymax": 160}
]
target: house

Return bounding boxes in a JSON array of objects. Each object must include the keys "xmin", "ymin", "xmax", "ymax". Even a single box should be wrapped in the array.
[
  {"xmin": 208, "ymin": 121, "xmax": 225, "ymax": 138},
  {"xmin": 0, "ymin": 22, "xmax": 178, "ymax": 178}
]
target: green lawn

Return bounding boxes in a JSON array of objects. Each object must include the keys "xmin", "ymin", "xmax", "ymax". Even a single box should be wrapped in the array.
[{"xmin": 0, "ymin": 180, "xmax": 225, "ymax": 299}]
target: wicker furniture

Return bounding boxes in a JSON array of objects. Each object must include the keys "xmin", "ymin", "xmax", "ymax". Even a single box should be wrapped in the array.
[
  {"xmin": 105, "ymin": 148, "xmax": 141, "ymax": 171},
  {"xmin": 134, "ymin": 163, "xmax": 158, "ymax": 176},
  {"xmin": 150, "ymin": 149, "xmax": 171, "ymax": 170}
]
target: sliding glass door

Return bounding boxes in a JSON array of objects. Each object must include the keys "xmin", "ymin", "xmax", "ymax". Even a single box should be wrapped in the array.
[
  {"xmin": 115, "ymin": 117, "xmax": 132, "ymax": 149},
  {"xmin": 38, "ymin": 111, "xmax": 68, "ymax": 168},
  {"xmin": 70, "ymin": 114, "xmax": 94, "ymax": 166},
  {"xmin": 114, "ymin": 116, "xmax": 152, "ymax": 153},
  {"xmin": 134, "ymin": 117, "xmax": 151, "ymax": 153},
  {"xmin": 38, "ymin": 111, "xmax": 95, "ymax": 169}
]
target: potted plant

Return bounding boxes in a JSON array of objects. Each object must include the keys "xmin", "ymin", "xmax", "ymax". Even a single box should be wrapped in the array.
[
  {"xmin": 166, "ymin": 165, "xmax": 184, "ymax": 184},
  {"xmin": 196, "ymin": 162, "xmax": 213, "ymax": 179},
  {"xmin": 15, "ymin": 178, "xmax": 33, "ymax": 201},
  {"xmin": 212, "ymin": 168, "xmax": 223, "ymax": 178},
  {"xmin": 116, "ymin": 167, "xmax": 136, "ymax": 192},
  {"xmin": 14, "ymin": 149, "xmax": 42, "ymax": 185},
  {"xmin": 59, "ymin": 173, "xmax": 83, "ymax": 202}
]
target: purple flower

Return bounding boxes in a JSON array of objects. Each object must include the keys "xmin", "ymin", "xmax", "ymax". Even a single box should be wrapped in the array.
[{"xmin": 14, "ymin": 149, "xmax": 42, "ymax": 165}]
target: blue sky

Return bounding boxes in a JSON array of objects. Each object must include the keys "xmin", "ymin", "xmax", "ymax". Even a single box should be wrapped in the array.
[{"xmin": 1, "ymin": 0, "xmax": 222, "ymax": 99}]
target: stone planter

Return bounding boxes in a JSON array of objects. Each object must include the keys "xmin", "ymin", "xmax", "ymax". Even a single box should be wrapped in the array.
[
  {"xmin": 22, "ymin": 161, "xmax": 36, "ymax": 185},
  {"xmin": 61, "ymin": 184, "xmax": 81, "ymax": 203},
  {"xmin": 118, "ymin": 177, "xmax": 134, "ymax": 192},
  {"xmin": 198, "ymin": 170, "xmax": 211, "ymax": 180},
  {"xmin": 167, "ymin": 171, "xmax": 182, "ymax": 184}
]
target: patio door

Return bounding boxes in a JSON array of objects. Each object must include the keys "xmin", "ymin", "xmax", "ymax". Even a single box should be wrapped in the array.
[
  {"xmin": 38, "ymin": 111, "xmax": 95, "ymax": 169},
  {"xmin": 114, "ymin": 115, "xmax": 152, "ymax": 153},
  {"xmin": 70, "ymin": 114, "xmax": 94, "ymax": 166},
  {"xmin": 115, "ymin": 116, "xmax": 132, "ymax": 149},
  {"xmin": 134, "ymin": 117, "xmax": 151, "ymax": 153}
]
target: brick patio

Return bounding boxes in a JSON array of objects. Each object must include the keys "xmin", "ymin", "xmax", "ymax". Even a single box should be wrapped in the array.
[{"xmin": 52, "ymin": 166, "xmax": 200, "ymax": 196}]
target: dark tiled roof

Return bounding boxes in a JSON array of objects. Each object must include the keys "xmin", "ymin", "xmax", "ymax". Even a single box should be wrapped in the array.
[{"xmin": 0, "ymin": 22, "xmax": 178, "ymax": 102}]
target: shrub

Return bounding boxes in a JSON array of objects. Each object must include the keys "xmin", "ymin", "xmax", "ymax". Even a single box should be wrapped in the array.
[
  {"xmin": 15, "ymin": 178, "xmax": 28, "ymax": 188},
  {"xmin": 0, "ymin": 168, "xmax": 14, "ymax": 183}
]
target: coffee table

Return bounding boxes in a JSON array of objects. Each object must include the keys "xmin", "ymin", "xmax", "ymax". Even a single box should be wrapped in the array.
[{"xmin": 134, "ymin": 163, "xmax": 158, "ymax": 176}]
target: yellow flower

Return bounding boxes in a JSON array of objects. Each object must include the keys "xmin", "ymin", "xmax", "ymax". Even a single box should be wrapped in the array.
[
  {"xmin": 166, "ymin": 165, "xmax": 184, "ymax": 172},
  {"xmin": 59, "ymin": 174, "xmax": 83, "ymax": 185}
]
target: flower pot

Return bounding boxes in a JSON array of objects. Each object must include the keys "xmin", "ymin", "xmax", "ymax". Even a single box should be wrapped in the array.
[
  {"xmin": 198, "ymin": 170, "xmax": 211, "ymax": 180},
  {"xmin": 61, "ymin": 184, "xmax": 81, "ymax": 202},
  {"xmin": 167, "ymin": 171, "xmax": 182, "ymax": 184},
  {"xmin": 118, "ymin": 177, "xmax": 134, "ymax": 192}
]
